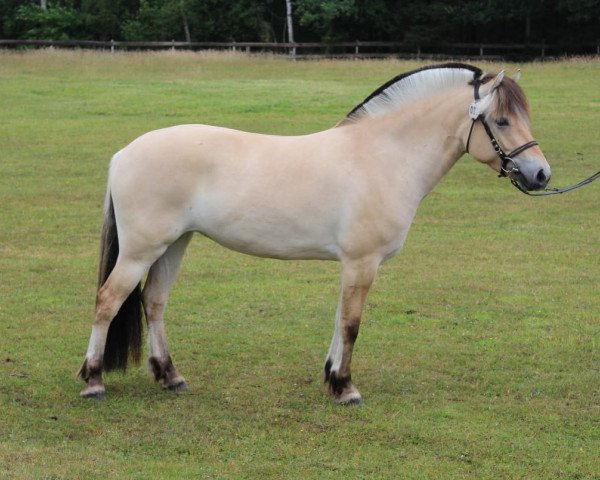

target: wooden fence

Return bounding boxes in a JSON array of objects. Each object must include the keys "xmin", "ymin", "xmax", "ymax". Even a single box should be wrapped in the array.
[{"xmin": 1, "ymin": 39, "xmax": 599, "ymax": 60}]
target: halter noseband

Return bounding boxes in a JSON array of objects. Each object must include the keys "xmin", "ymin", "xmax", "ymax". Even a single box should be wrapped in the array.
[{"xmin": 465, "ymin": 77, "xmax": 539, "ymax": 178}]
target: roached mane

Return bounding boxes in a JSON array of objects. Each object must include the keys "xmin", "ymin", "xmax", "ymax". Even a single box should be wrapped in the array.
[{"xmin": 337, "ymin": 63, "xmax": 530, "ymax": 126}]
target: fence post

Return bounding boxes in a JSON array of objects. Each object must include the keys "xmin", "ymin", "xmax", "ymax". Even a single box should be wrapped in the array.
[
  {"xmin": 479, "ymin": 44, "xmax": 483, "ymax": 57},
  {"xmin": 171, "ymin": 39, "xmax": 175, "ymax": 51},
  {"xmin": 355, "ymin": 40, "xmax": 359, "ymax": 57},
  {"xmin": 110, "ymin": 39, "xmax": 115, "ymax": 54},
  {"xmin": 541, "ymin": 39, "xmax": 545, "ymax": 59},
  {"xmin": 416, "ymin": 45, "xmax": 421, "ymax": 60}
]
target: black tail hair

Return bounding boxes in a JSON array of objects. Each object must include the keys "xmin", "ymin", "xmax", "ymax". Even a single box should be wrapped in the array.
[{"xmin": 98, "ymin": 195, "xmax": 143, "ymax": 372}]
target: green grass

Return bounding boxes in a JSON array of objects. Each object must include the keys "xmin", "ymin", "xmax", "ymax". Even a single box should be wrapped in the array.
[{"xmin": 0, "ymin": 50, "xmax": 599, "ymax": 479}]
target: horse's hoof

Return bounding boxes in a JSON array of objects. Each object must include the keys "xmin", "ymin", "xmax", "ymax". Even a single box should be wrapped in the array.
[
  {"xmin": 80, "ymin": 385, "xmax": 106, "ymax": 400},
  {"xmin": 337, "ymin": 395, "xmax": 363, "ymax": 406},
  {"xmin": 332, "ymin": 380, "xmax": 363, "ymax": 405},
  {"xmin": 327, "ymin": 371, "xmax": 363, "ymax": 405},
  {"xmin": 335, "ymin": 392, "xmax": 363, "ymax": 406},
  {"xmin": 164, "ymin": 380, "xmax": 188, "ymax": 392}
]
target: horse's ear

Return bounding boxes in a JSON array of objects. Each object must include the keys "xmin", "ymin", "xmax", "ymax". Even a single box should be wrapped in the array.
[
  {"xmin": 491, "ymin": 70, "xmax": 505, "ymax": 90},
  {"xmin": 479, "ymin": 70, "xmax": 505, "ymax": 98},
  {"xmin": 512, "ymin": 69, "xmax": 521, "ymax": 83}
]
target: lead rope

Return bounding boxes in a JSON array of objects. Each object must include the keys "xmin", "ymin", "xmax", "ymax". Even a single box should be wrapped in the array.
[{"xmin": 511, "ymin": 169, "xmax": 600, "ymax": 196}]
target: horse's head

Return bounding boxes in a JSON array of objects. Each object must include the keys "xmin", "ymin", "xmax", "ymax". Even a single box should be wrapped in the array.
[{"xmin": 466, "ymin": 70, "xmax": 551, "ymax": 191}]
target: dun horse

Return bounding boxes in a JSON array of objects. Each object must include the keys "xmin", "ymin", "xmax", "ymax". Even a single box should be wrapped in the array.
[{"xmin": 79, "ymin": 63, "xmax": 551, "ymax": 403}]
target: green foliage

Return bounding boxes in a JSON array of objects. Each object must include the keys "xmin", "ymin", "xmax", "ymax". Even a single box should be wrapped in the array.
[
  {"xmin": 120, "ymin": 0, "xmax": 181, "ymax": 41},
  {"xmin": 120, "ymin": 0, "xmax": 272, "ymax": 42},
  {"xmin": 557, "ymin": 0, "xmax": 600, "ymax": 22},
  {"xmin": 295, "ymin": 0, "xmax": 356, "ymax": 42},
  {"xmin": 11, "ymin": 3, "xmax": 81, "ymax": 40},
  {"xmin": 78, "ymin": 0, "xmax": 128, "ymax": 41},
  {"xmin": 0, "ymin": 0, "xmax": 598, "ymax": 44},
  {"xmin": 0, "ymin": 51, "xmax": 599, "ymax": 479}
]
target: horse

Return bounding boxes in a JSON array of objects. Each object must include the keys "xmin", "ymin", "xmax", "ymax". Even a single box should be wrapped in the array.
[{"xmin": 79, "ymin": 63, "xmax": 551, "ymax": 404}]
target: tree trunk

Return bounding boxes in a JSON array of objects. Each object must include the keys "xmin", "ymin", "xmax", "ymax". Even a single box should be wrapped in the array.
[
  {"xmin": 285, "ymin": 0, "xmax": 295, "ymax": 56},
  {"xmin": 40, "ymin": 0, "xmax": 47, "ymax": 10},
  {"xmin": 181, "ymin": 1, "xmax": 191, "ymax": 43}
]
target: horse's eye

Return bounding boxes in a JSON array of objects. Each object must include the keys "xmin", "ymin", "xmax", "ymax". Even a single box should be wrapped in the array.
[{"xmin": 495, "ymin": 117, "xmax": 509, "ymax": 127}]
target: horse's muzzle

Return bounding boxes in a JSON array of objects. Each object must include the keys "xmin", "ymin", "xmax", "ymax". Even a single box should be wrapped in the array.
[
  {"xmin": 509, "ymin": 167, "xmax": 551, "ymax": 191},
  {"xmin": 507, "ymin": 157, "xmax": 551, "ymax": 191}
]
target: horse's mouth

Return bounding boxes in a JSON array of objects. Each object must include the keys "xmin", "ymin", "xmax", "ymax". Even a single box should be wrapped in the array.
[{"xmin": 508, "ymin": 170, "xmax": 546, "ymax": 192}]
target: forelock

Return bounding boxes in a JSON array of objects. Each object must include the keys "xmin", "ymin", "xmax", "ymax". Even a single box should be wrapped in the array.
[{"xmin": 484, "ymin": 75, "xmax": 530, "ymax": 118}]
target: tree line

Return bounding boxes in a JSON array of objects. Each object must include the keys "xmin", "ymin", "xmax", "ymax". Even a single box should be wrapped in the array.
[{"xmin": 1, "ymin": 1, "xmax": 598, "ymax": 46}]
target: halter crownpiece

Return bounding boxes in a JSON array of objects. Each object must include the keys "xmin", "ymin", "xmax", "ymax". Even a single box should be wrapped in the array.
[{"xmin": 466, "ymin": 71, "xmax": 599, "ymax": 196}]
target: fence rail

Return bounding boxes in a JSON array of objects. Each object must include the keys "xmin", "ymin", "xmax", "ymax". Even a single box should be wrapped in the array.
[{"xmin": 1, "ymin": 39, "xmax": 599, "ymax": 60}]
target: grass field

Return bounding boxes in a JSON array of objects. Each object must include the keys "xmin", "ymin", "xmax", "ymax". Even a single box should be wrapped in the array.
[{"xmin": 0, "ymin": 50, "xmax": 599, "ymax": 479}]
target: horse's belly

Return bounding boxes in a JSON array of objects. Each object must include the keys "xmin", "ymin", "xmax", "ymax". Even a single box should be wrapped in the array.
[
  {"xmin": 202, "ymin": 229, "xmax": 340, "ymax": 260},
  {"xmin": 187, "ymin": 198, "xmax": 342, "ymax": 260}
]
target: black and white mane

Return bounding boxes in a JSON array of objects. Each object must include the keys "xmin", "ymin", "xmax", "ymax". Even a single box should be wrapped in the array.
[{"xmin": 339, "ymin": 63, "xmax": 483, "ymax": 125}]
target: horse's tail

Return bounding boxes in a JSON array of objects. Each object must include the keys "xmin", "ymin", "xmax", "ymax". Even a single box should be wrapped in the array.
[{"xmin": 98, "ymin": 188, "xmax": 143, "ymax": 372}]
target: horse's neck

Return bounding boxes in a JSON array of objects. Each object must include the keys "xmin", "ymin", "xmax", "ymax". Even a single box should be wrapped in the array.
[{"xmin": 364, "ymin": 88, "xmax": 472, "ymax": 198}]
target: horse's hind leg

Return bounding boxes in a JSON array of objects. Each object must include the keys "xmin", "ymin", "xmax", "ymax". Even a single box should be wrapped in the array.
[
  {"xmin": 80, "ymin": 257, "xmax": 149, "ymax": 399},
  {"xmin": 325, "ymin": 257, "xmax": 378, "ymax": 405},
  {"xmin": 142, "ymin": 233, "xmax": 192, "ymax": 392}
]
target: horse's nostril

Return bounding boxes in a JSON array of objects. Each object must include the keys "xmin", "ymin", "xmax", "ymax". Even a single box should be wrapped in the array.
[{"xmin": 536, "ymin": 169, "xmax": 547, "ymax": 183}]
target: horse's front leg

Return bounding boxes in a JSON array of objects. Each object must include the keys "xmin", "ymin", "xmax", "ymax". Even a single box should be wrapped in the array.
[{"xmin": 325, "ymin": 257, "xmax": 379, "ymax": 405}]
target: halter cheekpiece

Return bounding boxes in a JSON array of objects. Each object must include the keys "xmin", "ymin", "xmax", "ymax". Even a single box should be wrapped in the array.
[{"xmin": 465, "ymin": 75, "xmax": 538, "ymax": 178}]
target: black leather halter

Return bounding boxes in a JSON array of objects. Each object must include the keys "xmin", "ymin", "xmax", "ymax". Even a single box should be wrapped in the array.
[{"xmin": 465, "ymin": 77, "xmax": 538, "ymax": 177}]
